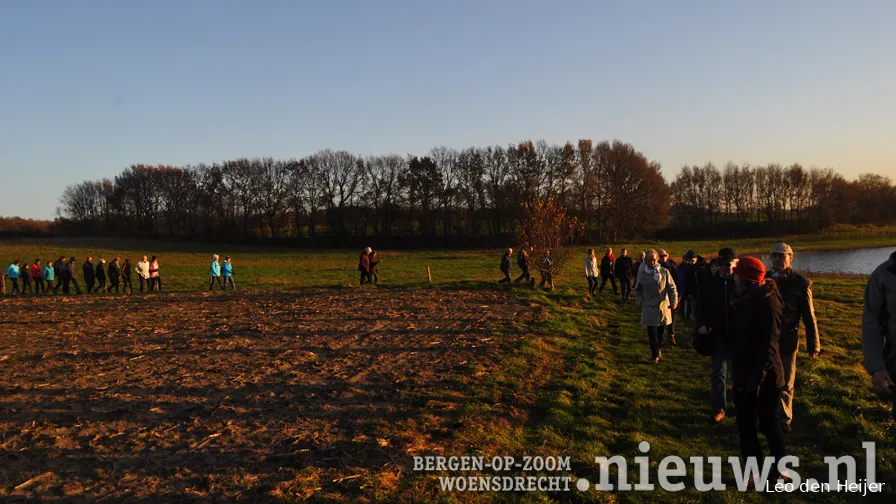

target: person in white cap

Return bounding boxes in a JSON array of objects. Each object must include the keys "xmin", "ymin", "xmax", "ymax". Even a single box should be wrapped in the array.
[{"xmin": 767, "ymin": 242, "xmax": 820, "ymax": 433}]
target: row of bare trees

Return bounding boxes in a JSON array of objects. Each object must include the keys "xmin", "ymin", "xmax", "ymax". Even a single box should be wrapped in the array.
[
  {"xmin": 668, "ymin": 163, "xmax": 896, "ymax": 237},
  {"xmin": 57, "ymin": 139, "xmax": 670, "ymax": 246},
  {"xmin": 55, "ymin": 139, "xmax": 894, "ymax": 245}
]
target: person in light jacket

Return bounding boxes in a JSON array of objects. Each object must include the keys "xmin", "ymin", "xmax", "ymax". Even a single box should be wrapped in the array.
[
  {"xmin": 209, "ymin": 254, "xmax": 223, "ymax": 290},
  {"xmin": 43, "ymin": 260, "xmax": 55, "ymax": 294},
  {"xmin": 584, "ymin": 249, "xmax": 599, "ymax": 296},
  {"xmin": 136, "ymin": 256, "xmax": 150, "ymax": 292},
  {"xmin": 634, "ymin": 249, "xmax": 679, "ymax": 363},
  {"xmin": 6, "ymin": 260, "xmax": 21, "ymax": 296},
  {"xmin": 222, "ymin": 256, "xmax": 235, "ymax": 290}
]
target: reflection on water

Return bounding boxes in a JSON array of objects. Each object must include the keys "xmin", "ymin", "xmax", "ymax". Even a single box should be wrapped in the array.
[{"xmin": 756, "ymin": 246, "xmax": 895, "ymax": 275}]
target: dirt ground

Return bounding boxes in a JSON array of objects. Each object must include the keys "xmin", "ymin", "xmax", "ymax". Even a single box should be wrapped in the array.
[{"xmin": 0, "ymin": 287, "xmax": 541, "ymax": 503}]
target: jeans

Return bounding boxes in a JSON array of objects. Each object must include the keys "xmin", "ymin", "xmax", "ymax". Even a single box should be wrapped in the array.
[
  {"xmin": 647, "ymin": 325, "xmax": 666, "ymax": 359},
  {"xmin": 734, "ymin": 379, "xmax": 787, "ymax": 477},
  {"xmin": 122, "ymin": 276, "xmax": 134, "ymax": 293},
  {"xmin": 619, "ymin": 276, "xmax": 632, "ymax": 300},
  {"xmin": 499, "ymin": 268, "xmax": 511, "ymax": 283},
  {"xmin": 587, "ymin": 276, "xmax": 598, "ymax": 295},
  {"xmin": 514, "ymin": 269, "xmax": 530, "ymax": 283},
  {"xmin": 712, "ymin": 338, "xmax": 730, "ymax": 413},
  {"xmin": 223, "ymin": 276, "xmax": 235, "ymax": 290}
]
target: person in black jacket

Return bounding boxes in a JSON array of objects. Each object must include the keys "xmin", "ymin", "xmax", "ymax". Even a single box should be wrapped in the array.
[
  {"xmin": 94, "ymin": 259, "xmax": 107, "ymax": 293},
  {"xmin": 696, "ymin": 247, "xmax": 738, "ymax": 423},
  {"xmin": 631, "ymin": 251, "xmax": 645, "ymax": 289},
  {"xmin": 83, "ymin": 257, "xmax": 96, "ymax": 293},
  {"xmin": 731, "ymin": 256, "xmax": 787, "ymax": 483},
  {"xmin": 615, "ymin": 248, "xmax": 634, "ymax": 304},
  {"xmin": 599, "ymin": 248, "xmax": 618, "ymax": 295},
  {"xmin": 499, "ymin": 248, "xmax": 513, "ymax": 283},
  {"xmin": 121, "ymin": 258, "xmax": 134, "ymax": 294},
  {"xmin": 514, "ymin": 248, "xmax": 531, "ymax": 284},
  {"xmin": 107, "ymin": 258, "xmax": 121, "ymax": 293},
  {"xmin": 52, "ymin": 256, "xmax": 65, "ymax": 294},
  {"xmin": 679, "ymin": 250, "xmax": 709, "ymax": 319}
]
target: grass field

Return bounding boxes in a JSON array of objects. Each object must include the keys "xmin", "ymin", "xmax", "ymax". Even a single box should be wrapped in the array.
[{"xmin": 1, "ymin": 231, "xmax": 895, "ymax": 502}]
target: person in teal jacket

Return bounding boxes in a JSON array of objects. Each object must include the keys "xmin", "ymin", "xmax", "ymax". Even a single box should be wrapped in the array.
[
  {"xmin": 5, "ymin": 260, "xmax": 21, "ymax": 295},
  {"xmin": 209, "ymin": 254, "xmax": 223, "ymax": 290},
  {"xmin": 222, "ymin": 256, "xmax": 235, "ymax": 290},
  {"xmin": 43, "ymin": 260, "xmax": 56, "ymax": 294}
]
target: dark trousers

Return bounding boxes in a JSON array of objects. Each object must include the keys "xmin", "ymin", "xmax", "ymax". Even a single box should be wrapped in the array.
[
  {"xmin": 514, "ymin": 268, "xmax": 530, "ymax": 283},
  {"xmin": 712, "ymin": 338, "xmax": 730, "ymax": 413},
  {"xmin": 647, "ymin": 325, "xmax": 666, "ymax": 359},
  {"xmin": 372, "ymin": 273, "xmax": 378, "ymax": 285},
  {"xmin": 22, "ymin": 281, "xmax": 34, "ymax": 295},
  {"xmin": 210, "ymin": 276, "xmax": 223, "ymax": 290},
  {"xmin": 86, "ymin": 278, "xmax": 95, "ymax": 293},
  {"xmin": 149, "ymin": 277, "xmax": 162, "ymax": 292},
  {"xmin": 667, "ymin": 306, "xmax": 678, "ymax": 336},
  {"xmin": 52, "ymin": 277, "xmax": 61, "ymax": 293},
  {"xmin": 360, "ymin": 271, "xmax": 372, "ymax": 285},
  {"xmin": 10, "ymin": 278, "xmax": 20, "ymax": 294},
  {"xmin": 122, "ymin": 276, "xmax": 134, "ymax": 293},
  {"xmin": 139, "ymin": 277, "xmax": 146, "ymax": 292},
  {"xmin": 619, "ymin": 276, "xmax": 632, "ymax": 300},
  {"xmin": 95, "ymin": 279, "xmax": 106, "ymax": 293},
  {"xmin": 108, "ymin": 278, "xmax": 120, "ymax": 293},
  {"xmin": 499, "ymin": 268, "xmax": 511, "ymax": 283},
  {"xmin": 587, "ymin": 276, "xmax": 598, "ymax": 295},
  {"xmin": 600, "ymin": 274, "xmax": 618, "ymax": 294},
  {"xmin": 734, "ymin": 380, "xmax": 786, "ymax": 477},
  {"xmin": 34, "ymin": 278, "xmax": 46, "ymax": 293},
  {"xmin": 223, "ymin": 276, "xmax": 235, "ymax": 290}
]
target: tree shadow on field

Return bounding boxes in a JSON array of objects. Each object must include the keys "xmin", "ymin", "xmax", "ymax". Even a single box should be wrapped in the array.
[{"xmin": 0, "ymin": 287, "xmax": 540, "ymax": 503}]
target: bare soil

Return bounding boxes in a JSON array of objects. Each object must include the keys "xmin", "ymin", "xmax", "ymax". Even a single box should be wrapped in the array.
[{"xmin": 0, "ymin": 287, "xmax": 541, "ymax": 503}]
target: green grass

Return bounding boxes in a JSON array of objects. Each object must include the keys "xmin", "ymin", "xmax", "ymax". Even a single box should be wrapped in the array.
[
  {"xmin": 2, "ymin": 232, "xmax": 894, "ymax": 502},
  {"xmin": 2, "ymin": 223, "xmax": 894, "ymax": 293}
]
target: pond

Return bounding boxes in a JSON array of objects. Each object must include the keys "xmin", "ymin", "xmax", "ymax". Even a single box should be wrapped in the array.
[{"xmin": 756, "ymin": 246, "xmax": 895, "ymax": 275}]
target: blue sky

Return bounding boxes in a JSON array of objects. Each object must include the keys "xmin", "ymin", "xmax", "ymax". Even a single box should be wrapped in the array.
[{"xmin": 1, "ymin": 0, "xmax": 894, "ymax": 219}]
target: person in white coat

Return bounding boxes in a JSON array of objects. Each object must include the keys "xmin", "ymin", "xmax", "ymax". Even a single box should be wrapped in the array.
[
  {"xmin": 635, "ymin": 249, "xmax": 679, "ymax": 363},
  {"xmin": 584, "ymin": 249, "xmax": 599, "ymax": 296},
  {"xmin": 135, "ymin": 255, "xmax": 150, "ymax": 292}
]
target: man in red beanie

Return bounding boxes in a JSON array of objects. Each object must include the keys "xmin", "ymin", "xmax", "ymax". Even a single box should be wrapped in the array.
[{"xmin": 730, "ymin": 256, "xmax": 788, "ymax": 484}]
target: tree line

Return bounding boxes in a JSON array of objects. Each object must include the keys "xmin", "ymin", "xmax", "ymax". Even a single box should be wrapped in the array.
[{"xmin": 50, "ymin": 138, "xmax": 895, "ymax": 246}]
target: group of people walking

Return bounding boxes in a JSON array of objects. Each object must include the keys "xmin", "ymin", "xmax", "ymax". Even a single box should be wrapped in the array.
[
  {"xmin": 357, "ymin": 247, "xmax": 381, "ymax": 285},
  {"xmin": 2, "ymin": 255, "xmax": 165, "ymax": 296},
  {"xmin": 208, "ymin": 255, "xmax": 236, "ymax": 290}
]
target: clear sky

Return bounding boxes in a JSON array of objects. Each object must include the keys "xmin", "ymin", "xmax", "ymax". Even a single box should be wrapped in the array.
[{"xmin": 1, "ymin": 0, "xmax": 894, "ymax": 220}]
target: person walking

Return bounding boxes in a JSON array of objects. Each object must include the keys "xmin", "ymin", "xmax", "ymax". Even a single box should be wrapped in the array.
[
  {"xmin": 634, "ymin": 249, "xmax": 679, "ymax": 363},
  {"xmin": 730, "ymin": 256, "xmax": 787, "ymax": 484},
  {"xmin": 107, "ymin": 258, "xmax": 121, "ymax": 293},
  {"xmin": 615, "ymin": 248, "xmax": 634, "ymax": 304},
  {"xmin": 52, "ymin": 256, "xmax": 65, "ymax": 294},
  {"xmin": 766, "ymin": 242, "xmax": 821, "ymax": 433},
  {"xmin": 209, "ymin": 254, "xmax": 223, "ymax": 290},
  {"xmin": 20, "ymin": 260, "xmax": 34, "ymax": 296},
  {"xmin": 599, "ymin": 248, "xmax": 618, "ymax": 295},
  {"xmin": 499, "ymin": 248, "xmax": 513, "ymax": 283},
  {"xmin": 5, "ymin": 260, "xmax": 21, "ymax": 296},
  {"xmin": 66, "ymin": 257, "xmax": 83, "ymax": 295},
  {"xmin": 148, "ymin": 256, "xmax": 161, "ymax": 292},
  {"xmin": 121, "ymin": 258, "xmax": 134, "ymax": 293},
  {"xmin": 861, "ymin": 249, "xmax": 896, "ymax": 426},
  {"xmin": 369, "ymin": 250, "xmax": 380, "ymax": 285},
  {"xmin": 632, "ymin": 251, "xmax": 646, "ymax": 289},
  {"xmin": 222, "ymin": 256, "xmax": 235, "ymax": 290},
  {"xmin": 539, "ymin": 250, "xmax": 554, "ymax": 290},
  {"xmin": 43, "ymin": 260, "xmax": 55, "ymax": 294},
  {"xmin": 515, "ymin": 248, "xmax": 531, "ymax": 284},
  {"xmin": 135, "ymin": 256, "xmax": 150, "ymax": 292},
  {"xmin": 679, "ymin": 250, "xmax": 709, "ymax": 319},
  {"xmin": 696, "ymin": 247, "xmax": 739, "ymax": 423},
  {"xmin": 94, "ymin": 259, "xmax": 107, "ymax": 293},
  {"xmin": 584, "ymin": 249, "xmax": 599, "ymax": 296},
  {"xmin": 30, "ymin": 259, "xmax": 44, "ymax": 294},
  {"xmin": 83, "ymin": 257, "xmax": 96, "ymax": 293},
  {"xmin": 358, "ymin": 247, "xmax": 372, "ymax": 285},
  {"xmin": 658, "ymin": 249, "xmax": 681, "ymax": 345}
]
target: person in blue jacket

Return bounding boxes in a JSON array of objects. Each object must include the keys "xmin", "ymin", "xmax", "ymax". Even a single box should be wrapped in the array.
[
  {"xmin": 209, "ymin": 254, "xmax": 223, "ymax": 290},
  {"xmin": 5, "ymin": 260, "xmax": 21, "ymax": 296},
  {"xmin": 222, "ymin": 256, "xmax": 235, "ymax": 290},
  {"xmin": 43, "ymin": 260, "xmax": 56, "ymax": 294}
]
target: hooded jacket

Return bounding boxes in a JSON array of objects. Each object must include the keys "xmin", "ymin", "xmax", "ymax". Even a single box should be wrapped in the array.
[
  {"xmin": 730, "ymin": 279, "xmax": 786, "ymax": 391},
  {"xmin": 862, "ymin": 250, "xmax": 896, "ymax": 378}
]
